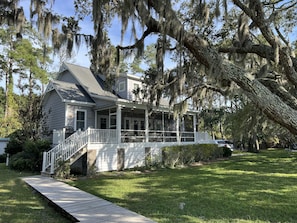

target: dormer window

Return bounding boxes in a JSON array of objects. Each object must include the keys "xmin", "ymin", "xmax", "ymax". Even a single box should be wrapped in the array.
[{"xmin": 119, "ymin": 81, "xmax": 125, "ymax": 92}]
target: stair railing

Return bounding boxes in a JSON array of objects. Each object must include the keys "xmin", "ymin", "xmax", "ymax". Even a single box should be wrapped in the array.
[{"xmin": 42, "ymin": 128, "xmax": 89, "ymax": 174}]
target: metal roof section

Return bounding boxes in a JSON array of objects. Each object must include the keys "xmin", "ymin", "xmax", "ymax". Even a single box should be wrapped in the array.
[
  {"xmin": 51, "ymin": 80, "xmax": 96, "ymax": 105},
  {"xmin": 63, "ymin": 63, "xmax": 117, "ymax": 100}
]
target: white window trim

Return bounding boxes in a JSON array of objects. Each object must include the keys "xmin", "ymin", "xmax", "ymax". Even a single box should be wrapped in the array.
[
  {"xmin": 74, "ymin": 109, "xmax": 87, "ymax": 131},
  {"xmin": 118, "ymin": 81, "xmax": 125, "ymax": 92}
]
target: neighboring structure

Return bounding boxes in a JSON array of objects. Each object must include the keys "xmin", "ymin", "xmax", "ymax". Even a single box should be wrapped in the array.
[
  {"xmin": 41, "ymin": 63, "xmax": 213, "ymax": 175},
  {"xmin": 0, "ymin": 138, "xmax": 9, "ymax": 154}
]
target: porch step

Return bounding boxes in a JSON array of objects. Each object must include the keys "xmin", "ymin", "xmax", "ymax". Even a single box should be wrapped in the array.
[{"xmin": 40, "ymin": 171, "xmax": 53, "ymax": 177}]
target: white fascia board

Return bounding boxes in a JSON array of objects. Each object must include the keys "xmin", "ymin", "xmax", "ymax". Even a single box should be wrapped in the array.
[
  {"xmin": 90, "ymin": 94, "xmax": 118, "ymax": 101},
  {"xmin": 62, "ymin": 99, "xmax": 96, "ymax": 107}
]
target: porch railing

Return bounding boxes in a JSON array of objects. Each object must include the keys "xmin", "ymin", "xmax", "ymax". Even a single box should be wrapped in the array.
[
  {"xmin": 43, "ymin": 128, "xmax": 209, "ymax": 174},
  {"xmin": 120, "ymin": 129, "xmax": 195, "ymax": 143},
  {"xmin": 88, "ymin": 129, "xmax": 117, "ymax": 143}
]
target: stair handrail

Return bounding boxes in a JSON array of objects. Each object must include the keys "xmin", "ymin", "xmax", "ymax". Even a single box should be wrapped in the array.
[{"xmin": 42, "ymin": 128, "xmax": 90, "ymax": 174}]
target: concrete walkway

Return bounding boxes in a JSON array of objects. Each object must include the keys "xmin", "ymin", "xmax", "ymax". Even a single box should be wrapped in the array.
[{"xmin": 22, "ymin": 176, "xmax": 156, "ymax": 223}]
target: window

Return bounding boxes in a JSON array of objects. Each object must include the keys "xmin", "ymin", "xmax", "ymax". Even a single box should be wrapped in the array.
[
  {"xmin": 100, "ymin": 118, "xmax": 107, "ymax": 129},
  {"xmin": 76, "ymin": 110, "xmax": 86, "ymax": 130},
  {"xmin": 125, "ymin": 119, "xmax": 130, "ymax": 129},
  {"xmin": 110, "ymin": 115, "xmax": 116, "ymax": 129},
  {"xmin": 141, "ymin": 120, "xmax": 145, "ymax": 130},
  {"xmin": 119, "ymin": 82, "xmax": 125, "ymax": 92}
]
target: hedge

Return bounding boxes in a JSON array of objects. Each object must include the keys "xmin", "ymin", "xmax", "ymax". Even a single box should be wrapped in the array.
[{"xmin": 162, "ymin": 144, "xmax": 227, "ymax": 168}]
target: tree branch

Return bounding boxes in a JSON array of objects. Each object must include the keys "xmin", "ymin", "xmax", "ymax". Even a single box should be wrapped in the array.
[
  {"xmin": 219, "ymin": 44, "xmax": 297, "ymax": 86},
  {"xmin": 116, "ymin": 27, "xmax": 155, "ymax": 50}
]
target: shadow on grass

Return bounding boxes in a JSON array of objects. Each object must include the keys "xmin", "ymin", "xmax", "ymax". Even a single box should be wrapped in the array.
[
  {"xmin": 0, "ymin": 164, "xmax": 72, "ymax": 223},
  {"xmin": 71, "ymin": 150, "xmax": 297, "ymax": 223}
]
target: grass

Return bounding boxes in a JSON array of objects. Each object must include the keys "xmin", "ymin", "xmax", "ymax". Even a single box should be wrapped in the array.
[
  {"xmin": 0, "ymin": 164, "xmax": 71, "ymax": 223},
  {"xmin": 67, "ymin": 149, "xmax": 297, "ymax": 223}
]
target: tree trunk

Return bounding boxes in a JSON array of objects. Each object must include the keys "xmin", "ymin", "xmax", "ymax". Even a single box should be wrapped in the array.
[
  {"xmin": 183, "ymin": 36, "xmax": 297, "ymax": 134},
  {"xmin": 142, "ymin": 2, "xmax": 297, "ymax": 134}
]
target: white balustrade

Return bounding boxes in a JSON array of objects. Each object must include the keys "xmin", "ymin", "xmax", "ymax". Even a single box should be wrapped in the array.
[{"xmin": 42, "ymin": 128, "xmax": 198, "ymax": 174}]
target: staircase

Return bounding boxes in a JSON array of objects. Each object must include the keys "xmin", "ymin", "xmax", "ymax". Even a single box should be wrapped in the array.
[{"xmin": 42, "ymin": 129, "xmax": 89, "ymax": 175}]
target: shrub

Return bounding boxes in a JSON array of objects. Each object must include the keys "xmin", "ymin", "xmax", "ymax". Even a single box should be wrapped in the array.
[
  {"xmin": 0, "ymin": 154, "xmax": 6, "ymax": 163},
  {"xmin": 9, "ymin": 139, "xmax": 51, "ymax": 172},
  {"xmin": 5, "ymin": 130, "xmax": 27, "ymax": 155},
  {"xmin": 162, "ymin": 144, "xmax": 223, "ymax": 168},
  {"xmin": 222, "ymin": 146, "xmax": 233, "ymax": 157},
  {"xmin": 55, "ymin": 160, "xmax": 71, "ymax": 179}
]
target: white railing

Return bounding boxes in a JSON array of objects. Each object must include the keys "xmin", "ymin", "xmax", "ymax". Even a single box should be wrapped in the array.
[
  {"xmin": 196, "ymin": 132, "xmax": 212, "ymax": 141},
  {"xmin": 42, "ymin": 128, "xmax": 118, "ymax": 174},
  {"xmin": 120, "ymin": 130, "xmax": 195, "ymax": 143},
  {"xmin": 42, "ymin": 128, "xmax": 208, "ymax": 174},
  {"xmin": 52, "ymin": 128, "xmax": 65, "ymax": 145},
  {"xmin": 42, "ymin": 129, "xmax": 88, "ymax": 174},
  {"xmin": 88, "ymin": 129, "xmax": 117, "ymax": 143}
]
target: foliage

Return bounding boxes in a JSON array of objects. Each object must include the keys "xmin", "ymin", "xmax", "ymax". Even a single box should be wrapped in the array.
[
  {"xmin": 0, "ymin": 24, "xmax": 51, "ymax": 137},
  {"xmin": 0, "ymin": 163, "xmax": 71, "ymax": 223},
  {"xmin": 9, "ymin": 139, "xmax": 51, "ymax": 171},
  {"xmin": 5, "ymin": 130, "xmax": 27, "ymax": 155},
  {"xmin": 3, "ymin": 0, "xmax": 297, "ymax": 137},
  {"xmin": 222, "ymin": 146, "xmax": 232, "ymax": 157},
  {"xmin": 162, "ymin": 144, "xmax": 223, "ymax": 168},
  {"xmin": 54, "ymin": 160, "xmax": 72, "ymax": 179},
  {"xmin": 0, "ymin": 154, "xmax": 6, "ymax": 163}
]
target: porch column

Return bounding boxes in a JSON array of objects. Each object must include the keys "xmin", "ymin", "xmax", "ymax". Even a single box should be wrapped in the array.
[
  {"xmin": 162, "ymin": 112, "xmax": 165, "ymax": 142},
  {"xmin": 145, "ymin": 108, "xmax": 149, "ymax": 142},
  {"xmin": 193, "ymin": 115, "xmax": 197, "ymax": 143},
  {"xmin": 176, "ymin": 116, "xmax": 180, "ymax": 143},
  {"xmin": 116, "ymin": 105, "xmax": 122, "ymax": 144}
]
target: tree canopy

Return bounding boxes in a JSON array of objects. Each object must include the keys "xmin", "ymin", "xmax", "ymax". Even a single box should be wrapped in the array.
[{"xmin": 2, "ymin": 0, "xmax": 297, "ymax": 135}]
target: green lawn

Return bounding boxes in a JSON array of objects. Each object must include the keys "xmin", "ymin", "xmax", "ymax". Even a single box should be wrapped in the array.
[
  {"xmin": 68, "ymin": 149, "xmax": 297, "ymax": 223},
  {"xmin": 0, "ymin": 164, "xmax": 71, "ymax": 223}
]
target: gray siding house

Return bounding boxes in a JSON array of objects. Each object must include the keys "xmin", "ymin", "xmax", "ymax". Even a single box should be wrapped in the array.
[{"xmin": 41, "ymin": 63, "xmax": 212, "ymax": 175}]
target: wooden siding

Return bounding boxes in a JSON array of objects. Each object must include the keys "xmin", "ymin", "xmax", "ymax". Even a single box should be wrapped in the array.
[
  {"xmin": 43, "ymin": 91, "xmax": 65, "ymax": 131},
  {"xmin": 57, "ymin": 70, "xmax": 79, "ymax": 84},
  {"xmin": 66, "ymin": 104, "xmax": 95, "ymax": 130},
  {"xmin": 127, "ymin": 78, "xmax": 142, "ymax": 101}
]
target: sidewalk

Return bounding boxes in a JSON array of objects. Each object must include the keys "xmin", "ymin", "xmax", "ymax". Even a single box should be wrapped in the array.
[{"xmin": 22, "ymin": 176, "xmax": 156, "ymax": 223}]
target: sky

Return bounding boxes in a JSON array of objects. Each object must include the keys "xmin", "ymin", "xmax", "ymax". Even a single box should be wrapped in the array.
[
  {"xmin": 18, "ymin": 0, "xmax": 162, "ymax": 69},
  {"xmin": 20, "ymin": 0, "xmax": 93, "ymax": 68},
  {"xmin": 0, "ymin": 0, "xmax": 175, "ymax": 92}
]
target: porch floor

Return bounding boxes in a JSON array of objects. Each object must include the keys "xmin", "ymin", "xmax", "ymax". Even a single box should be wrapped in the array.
[{"xmin": 22, "ymin": 176, "xmax": 156, "ymax": 223}]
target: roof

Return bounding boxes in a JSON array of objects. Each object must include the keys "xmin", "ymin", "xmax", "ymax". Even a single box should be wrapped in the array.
[
  {"xmin": 51, "ymin": 80, "xmax": 95, "ymax": 104},
  {"xmin": 60, "ymin": 63, "xmax": 117, "ymax": 99}
]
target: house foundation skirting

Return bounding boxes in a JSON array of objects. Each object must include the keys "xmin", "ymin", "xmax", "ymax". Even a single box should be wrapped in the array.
[{"xmin": 87, "ymin": 141, "xmax": 194, "ymax": 172}]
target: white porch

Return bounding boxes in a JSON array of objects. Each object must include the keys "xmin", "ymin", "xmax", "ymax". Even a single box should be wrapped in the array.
[{"xmin": 43, "ymin": 128, "xmax": 213, "ymax": 175}]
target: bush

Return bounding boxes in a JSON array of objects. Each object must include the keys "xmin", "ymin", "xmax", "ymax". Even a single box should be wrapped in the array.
[
  {"xmin": 5, "ymin": 130, "xmax": 27, "ymax": 155},
  {"xmin": 9, "ymin": 139, "xmax": 51, "ymax": 172},
  {"xmin": 55, "ymin": 161, "xmax": 71, "ymax": 179},
  {"xmin": 162, "ymin": 144, "xmax": 223, "ymax": 168},
  {"xmin": 0, "ymin": 154, "xmax": 6, "ymax": 163},
  {"xmin": 222, "ymin": 146, "xmax": 233, "ymax": 157}
]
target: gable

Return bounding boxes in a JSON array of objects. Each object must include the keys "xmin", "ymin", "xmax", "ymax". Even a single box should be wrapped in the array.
[
  {"xmin": 53, "ymin": 80, "xmax": 95, "ymax": 104},
  {"xmin": 44, "ymin": 80, "xmax": 96, "ymax": 106},
  {"xmin": 62, "ymin": 63, "xmax": 117, "ymax": 100}
]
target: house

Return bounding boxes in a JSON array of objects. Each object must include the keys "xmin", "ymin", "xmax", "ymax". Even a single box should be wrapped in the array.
[
  {"xmin": 41, "ymin": 63, "xmax": 213, "ymax": 175},
  {"xmin": 0, "ymin": 138, "xmax": 9, "ymax": 155}
]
